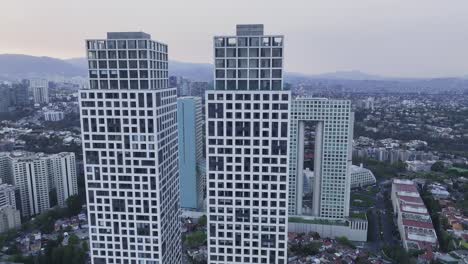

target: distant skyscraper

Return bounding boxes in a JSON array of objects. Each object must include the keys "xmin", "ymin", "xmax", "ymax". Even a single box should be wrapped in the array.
[
  {"xmin": 30, "ymin": 79, "xmax": 49, "ymax": 104},
  {"xmin": 12, "ymin": 82, "xmax": 30, "ymax": 107},
  {"xmin": 177, "ymin": 96, "xmax": 205, "ymax": 210},
  {"xmin": 206, "ymin": 24, "xmax": 289, "ymax": 264},
  {"xmin": 0, "ymin": 85, "xmax": 10, "ymax": 112},
  {"xmin": 80, "ymin": 32, "xmax": 181, "ymax": 264}
]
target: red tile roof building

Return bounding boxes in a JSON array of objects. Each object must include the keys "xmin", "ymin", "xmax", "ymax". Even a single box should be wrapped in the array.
[{"xmin": 391, "ymin": 179, "xmax": 438, "ymax": 251}]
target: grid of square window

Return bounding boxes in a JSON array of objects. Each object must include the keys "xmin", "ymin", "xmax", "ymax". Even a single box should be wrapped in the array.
[
  {"xmin": 213, "ymin": 36, "xmax": 283, "ymax": 91},
  {"xmin": 86, "ymin": 39, "xmax": 168, "ymax": 90},
  {"xmin": 288, "ymin": 99, "xmax": 352, "ymax": 219},
  {"xmin": 79, "ymin": 89, "xmax": 181, "ymax": 264},
  {"xmin": 205, "ymin": 91, "xmax": 290, "ymax": 264}
]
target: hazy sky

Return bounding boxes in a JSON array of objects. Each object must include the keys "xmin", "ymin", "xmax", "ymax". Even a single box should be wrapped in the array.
[{"xmin": 1, "ymin": 0, "xmax": 468, "ymax": 77}]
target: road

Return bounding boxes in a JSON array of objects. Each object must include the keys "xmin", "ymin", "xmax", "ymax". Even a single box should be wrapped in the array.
[{"xmin": 365, "ymin": 182, "xmax": 399, "ymax": 253}]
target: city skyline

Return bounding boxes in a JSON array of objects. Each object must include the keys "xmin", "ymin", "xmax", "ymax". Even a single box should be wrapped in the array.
[{"xmin": 2, "ymin": 0, "xmax": 468, "ymax": 78}]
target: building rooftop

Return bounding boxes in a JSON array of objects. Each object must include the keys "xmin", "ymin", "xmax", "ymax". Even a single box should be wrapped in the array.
[
  {"xmin": 403, "ymin": 219, "xmax": 434, "ymax": 229},
  {"xmin": 107, "ymin": 32, "xmax": 151, "ymax": 39},
  {"xmin": 236, "ymin": 24, "xmax": 264, "ymax": 36}
]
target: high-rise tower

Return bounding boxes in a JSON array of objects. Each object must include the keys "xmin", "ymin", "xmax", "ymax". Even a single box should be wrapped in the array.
[
  {"xmin": 206, "ymin": 24, "xmax": 290, "ymax": 264},
  {"xmin": 80, "ymin": 32, "xmax": 181, "ymax": 264},
  {"xmin": 177, "ymin": 96, "xmax": 205, "ymax": 210}
]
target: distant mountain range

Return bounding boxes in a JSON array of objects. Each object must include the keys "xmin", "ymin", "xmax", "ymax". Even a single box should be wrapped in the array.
[
  {"xmin": 0, "ymin": 54, "xmax": 465, "ymax": 82},
  {"xmin": 0, "ymin": 54, "xmax": 85, "ymax": 80}
]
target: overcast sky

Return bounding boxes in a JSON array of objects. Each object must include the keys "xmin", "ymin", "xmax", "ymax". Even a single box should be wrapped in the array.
[{"xmin": 1, "ymin": 0, "xmax": 468, "ymax": 78}]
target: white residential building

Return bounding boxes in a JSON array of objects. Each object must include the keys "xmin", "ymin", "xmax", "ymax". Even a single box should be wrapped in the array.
[
  {"xmin": 47, "ymin": 152, "xmax": 78, "ymax": 207},
  {"xmin": 80, "ymin": 32, "xmax": 181, "ymax": 264},
  {"xmin": 0, "ymin": 173, "xmax": 21, "ymax": 232},
  {"xmin": 30, "ymin": 79, "xmax": 49, "ymax": 105},
  {"xmin": 0, "ymin": 152, "xmax": 13, "ymax": 184},
  {"xmin": 391, "ymin": 179, "xmax": 438, "ymax": 251},
  {"xmin": 207, "ymin": 24, "xmax": 289, "ymax": 264},
  {"xmin": 0, "ymin": 152, "xmax": 78, "ymax": 217},
  {"xmin": 406, "ymin": 160, "xmax": 437, "ymax": 172},
  {"xmin": 0, "ymin": 182, "xmax": 17, "ymax": 208},
  {"xmin": 350, "ymin": 164, "xmax": 376, "ymax": 188},
  {"xmin": 0, "ymin": 206, "xmax": 21, "ymax": 232},
  {"xmin": 10, "ymin": 152, "xmax": 50, "ymax": 218},
  {"xmin": 44, "ymin": 111, "xmax": 65, "ymax": 122}
]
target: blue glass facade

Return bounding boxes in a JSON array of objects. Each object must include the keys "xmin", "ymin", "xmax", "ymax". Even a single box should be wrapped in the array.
[{"xmin": 177, "ymin": 97, "xmax": 204, "ymax": 209}]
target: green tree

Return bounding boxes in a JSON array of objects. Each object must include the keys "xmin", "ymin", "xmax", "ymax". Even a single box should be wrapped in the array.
[
  {"xmin": 383, "ymin": 245, "xmax": 416, "ymax": 264},
  {"xmin": 198, "ymin": 215, "xmax": 207, "ymax": 227},
  {"xmin": 336, "ymin": 236, "xmax": 356, "ymax": 249},
  {"xmin": 82, "ymin": 240, "xmax": 89, "ymax": 252},
  {"xmin": 431, "ymin": 161, "xmax": 445, "ymax": 172},
  {"xmin": 66, "ymin": 195, "xmax": 82, "ymax": 216},
  {"xmin": 68, "ymin": 234, "xmax": 80, "ymax": 246},
  {"xmin": 184, "ymin": 231, "xmax": 207, "ymax": 248}
]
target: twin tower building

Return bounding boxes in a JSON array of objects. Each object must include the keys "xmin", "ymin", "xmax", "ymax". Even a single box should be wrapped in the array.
[{"xmin": 80, "ymin": 25, "xmax": 356, "ymax": 264}]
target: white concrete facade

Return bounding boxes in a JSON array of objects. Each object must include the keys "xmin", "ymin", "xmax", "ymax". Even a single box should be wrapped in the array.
[
  {"xmin": 288, "ymin": 219, "xmax": 368, "ymax": 242},
  {"xmin": 47, "ymin": 152, "xmax": 78, "ymax": 207},
  {"xmin": 0, "ymin": 205, "xmax": 21, "ymax": 232},
  {"xmin": 1, "ymin": 152, "xmax": 78, "ymax": 217},
  {"xmin": 80, "ymin": 32, "xmax": 181, "ymax": 264},
  {"xmin": 207, "ymin": 25, "xmax": 289, "ymax": 264},
  {"xmin": 44, "ymin": 111, "xmax": 65, "ymax": 122},
  {"xmin": 350, "ymin": 164, "xmax": 376, "ymax": 189},
  {"xmin": 289, "ymin": 98, "xmax": 354, "ymax": 219},
  {"xmin": 30, "ymin": 79, "xmax": 49, "ymax": 105},
  {"xmin": 10, "ymin": 152, "xmax": 50, "ymax": 218}
]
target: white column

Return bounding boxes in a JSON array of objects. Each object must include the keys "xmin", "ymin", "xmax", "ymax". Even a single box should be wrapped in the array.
[
  {"xmin": 312, "ymin": 122, "xmax": 323, "ymax": 216},
  {"xmin": 296, "ymin": 121, "xmax": 305, "ymax": 215}
]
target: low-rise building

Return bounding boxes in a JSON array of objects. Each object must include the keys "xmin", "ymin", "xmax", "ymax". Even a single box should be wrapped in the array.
[
  {"xmin": 429, "ymin": 183, "xmax": 451, "ymax": 199},
  {"xmin": 406, "ymin": 160, "xmax": 437, "ymax": 172},
  {"xmin": 350, "ymin": 164, "xmax": 376, "ymax": 188},
  {"xmin": 391, "ymin": 179, "xmax": 438, "ymax": 251},
  {"xmin": 44, "ymin": 111, "xmax": 64, "ymax": 122}
]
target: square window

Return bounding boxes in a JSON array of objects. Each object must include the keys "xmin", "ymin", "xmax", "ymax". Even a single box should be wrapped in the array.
[
  {"xmin": 249, "ymin": 70, "xmax": 258, "ymax": 78},
  {"xmin": 117, "ymin": 40, "xmax": 126, "ymax": 49},
  {"xmin": 215, "ymin": 38, "xmax": 225, "ymax": 47},
  {"xmin": 238, "ymin": 48, "xmax": 248, "ymax": 57},
  {"xmin": 249, "ymin": 48, "xmax": 259, "ymax": 57},
  {"xmin": 238, "ymin": 59, "xmax": 248, "ymax": 68},
  {"xmin": 249, "ymin": 37, "xmax": 260, "ymax": 46},
  {"xmin": 226, "ymin": 48, "xmax": 236, "ymax": 57},
  {"xmin": 215, "ymin": 59, "xmax": 225, "ymax": 68},
  {"xmin": 261, "ymin": 48, "xmax": 271, "ymax": 57},
  {"xmin": 216, "ymin": 80, "xmax": 225, "ymax": 90},
  {"xmin": 128, "ymin": 40, "xmax": 136, "ymax": 49},
  {"xmin": 249, "ymin": 80, "xmax": 259, "ymax": 90},
  {"xmin": 272, "ymin": 48, "xmax": 282, "ymax": 57},
  {"xmin": 215, "ymin": 48, "xmax": 225, "ymax": 58},
  {"xmin": 216, "ymin": 70, "xmax": 225, "ymax": 78},
  {"xmin": 238, "ymin": 37, "xmax": 248, "ymax": 47},
  {"xmin": 249, "ymin": 59, "xmax": 259, "ymax": 68}
]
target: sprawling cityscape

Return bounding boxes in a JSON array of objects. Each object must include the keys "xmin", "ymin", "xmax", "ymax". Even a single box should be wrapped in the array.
[{"xmin": 1, "ymin": 3, "xmax": 468, "ymax": 264}]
